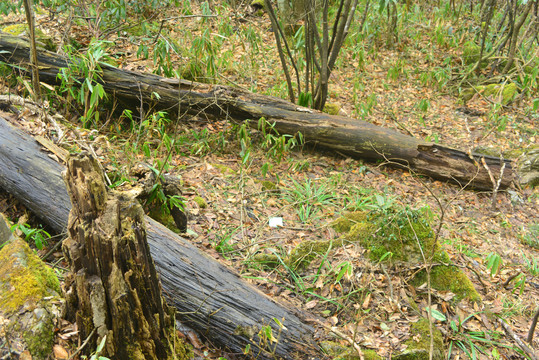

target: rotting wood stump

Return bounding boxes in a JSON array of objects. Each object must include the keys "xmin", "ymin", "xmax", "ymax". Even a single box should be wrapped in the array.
[{"xmin": 62, "ymin": 153, "xmax": 191, "ymax": 360}]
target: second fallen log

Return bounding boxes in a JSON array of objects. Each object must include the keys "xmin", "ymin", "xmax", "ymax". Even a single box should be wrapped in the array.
[{"xmin": 0, "ymin": 33, "xmax": 515, "ymax": 190}]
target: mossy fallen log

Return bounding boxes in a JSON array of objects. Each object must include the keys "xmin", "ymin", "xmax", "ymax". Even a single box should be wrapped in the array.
[
  {"xmin": 0, "ymin": 33, "xmax": 515, "ymax": 190},
  {"xmin": 0, "ymin": 116, "xmax": 320, "ymax": 359}
]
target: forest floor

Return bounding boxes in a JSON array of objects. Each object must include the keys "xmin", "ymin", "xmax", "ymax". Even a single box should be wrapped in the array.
[{"xmin": 0, "ymin": 1, "xmax": 538, "ymax": 359}]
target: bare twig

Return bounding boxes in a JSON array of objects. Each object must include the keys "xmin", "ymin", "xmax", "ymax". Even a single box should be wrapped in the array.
[
  {"xmin": 316, "ymin": 319, "xmax": 364, "ymax": 360},
  {"xmin": 498, "ymin": 318, "xmax": 538, "ymax": 360},
  {"xmin": 67, "ymin": 327, "xmax": 96, "ymax": 360},
  {"xmin": 527, "ymin": 306, "xmax": 539, "ymax": 343}
]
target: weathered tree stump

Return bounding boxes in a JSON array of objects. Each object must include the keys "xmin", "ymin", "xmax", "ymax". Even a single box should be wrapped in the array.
[{"xmin": 62, "ymin": 153, "xmax": 191, "ymax": 359}]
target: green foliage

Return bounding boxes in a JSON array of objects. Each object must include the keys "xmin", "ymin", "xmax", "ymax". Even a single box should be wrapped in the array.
[
  {"xmin": 57, "ymin": 40, "xmax": 110, "ymax": 127},
  {"xmin": 416, "ymin": 98, "xmax": 430, "ymax": 113},
  {"xmin": 82, "ymin": 335, "xmax": 110, "ymax": 360},
  {"xmin": 10, "ymin": 223, "xmax": 51, "ymax": 251},
  {"xmin": 146, "ymin": 162, "xmax": 186, "ymax": 217},
  {"xmin": 447, "ymin": 312, "xmax": 523, "ymax": 359},
  {"xmin": 153, "ymin": 37, "xmax": 179, "ymax": 77},
  {"xmin": 283, "ymin": 176, "xmax": 335, "ymax": 223},
  {"xmin": 257, "ymin": 117, "xmax": 303, "ymax": 163},
  {"xmin": 520, "ymin": 223, "xmax": 539, "ymax": 250},
  {"xmin": 0, "ymin": 1, "xmax": 19, "ymax": 15},
  {"xmin": 485, "ymin": 252, "xmax": 503, "ymax": 277}
]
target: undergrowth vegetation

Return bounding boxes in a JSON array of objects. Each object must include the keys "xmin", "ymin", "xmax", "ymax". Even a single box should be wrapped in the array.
[{"xmin": 1, "ymin": 0, "xmax": 538, "ymax": 358}]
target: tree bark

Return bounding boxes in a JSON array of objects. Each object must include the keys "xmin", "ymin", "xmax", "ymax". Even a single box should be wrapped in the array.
[
  {"xmin": 0, "ymin": 116, "xmax": 320, "ymax": 359},
  {"xmin": 0, "ymin": 33, "xmax": 515, "ymax": 190},
  {"xmin": 62, "ymin": 153, "xmax": 189, "ymax": 359}
]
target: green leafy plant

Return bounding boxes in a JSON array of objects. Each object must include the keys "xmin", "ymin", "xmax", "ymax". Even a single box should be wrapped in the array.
[
  {"xmin": 283, "ymin": 176, "xmax": 335, "ymax": 223},
  {"xmin": 416, "ymin": 98, "xmax": 430, "ymax": 113},
  {"xmin": 82, "ymin": 335, "xmax": 110, "ymax": 360},
  {"xmin": 520, "ymin": 223, "xmax": 539, "ymax": 250},
  {"xmin": 11, "ymin": 223, "xmax": 51, "ymax": 250},
  {"xmin": 334, "ymin": 260, "xmax": 354, "ymax": 283},
  {"xmin": 521, "ymin": 252, "xmax": 539, "ymax": 276},
  {"xmin": 447, "ymin": 312, "xmax": 522, "ymax": 359},
  {"xmin": 485, "ymin": 252, "xmax": 503, "ymax": 277},
  {"xmin": 257, "ymin": 117, "xmax": 303, "ymax": 163},
  {"xmin": 146, "ymin": 162, "xmax": 186, "ymax": 216},
  {"xmin": 57, "ymin": 40, "xmax": 110, "ymax": 127}
]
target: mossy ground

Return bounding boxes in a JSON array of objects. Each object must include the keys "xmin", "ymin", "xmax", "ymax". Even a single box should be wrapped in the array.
[
  {"xmin": 320, "ymin": 341, "xmax": 382, "ymax": 360},
  {"xmin": 332, "ymin": 209, "xmax": 480, "ymax": 302},
  {"xmin": 412, "ymin": 264, "xmax": 481, "ymax": 302},
  {"xmin": 394, "ymin": 318, "xmax": 444, "ymax": 360}
]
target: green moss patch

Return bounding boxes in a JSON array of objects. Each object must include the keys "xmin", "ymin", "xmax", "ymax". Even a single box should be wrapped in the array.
[
  {"xmin": 320, "ymin": 340, "xmax": 382, "ymax": 360},
  {"xmin": 193, "ymin": 196, "xmax": 207, "ymax": 208},
  {"xmin": 0, "ymin": 238, "xmax": 60, "ymax": 313},
  {"xmin": 261, "ymin": 180, "xmax": 278, "ymax": 191},
  {"xmin": 323, "ymin": 102, "xmax": 341, "ymax": 115},
  {"xmin": 251, "ymin": 0, "xmax": 265, "ymax": 8},
  {"xmin": 412, "ymin": 265, "xmax": 481, "ymax": 302},
  {"xmin": 211, "ymin": 163, "xmax": 237, "ymax": 175},
  {"xmin": 333, "ymin": 208, "xmax": 480, "ymax": 302},
  {"xmin": 331, "ymin": 211, "xmax": 368, "ymax": 233},
  {"xmin": 345, "ymin": 208, "xmax": 438, "ymax": 264},
  {"xmin": 394, "ymin": 318, "xmax": 444, "ymax": 360}
]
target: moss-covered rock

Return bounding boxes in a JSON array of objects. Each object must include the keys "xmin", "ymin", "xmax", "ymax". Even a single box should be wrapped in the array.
[
  {"xmin": 323, "ymin": 102, "xmax": 341, "ymax": 115},
  {"xmin": 460, "ymin": 82, "xmax": 518, "ymax": 105},
  {"xmin": 0, "ymin": 235, "xmax": 62, "ymax": 360},
  {"xmin": 459, "ymin": 87, "xmax": 476, "ymax": 103},
  {"xmin": 335, "ymin": 208, "xmax": 480, "ymax": 301},
  {"xmin": 211, "ymin": 163, "xmax": 237, "ymax": 175},
  {"xmin": 346, "ymin": 208, "xmax": 438, "ymax": 264},
  {"xmin": 483, "ymin": 83, "xmax": 518, "ymax": 105},
  {"xmin": 193, "ymin": 196, "xmax": 207, "ymax": 208},
  {"xmin": 287, "ymin": 239, "xmax": 339, "ymax": 269},
  {"xmin": 331, "ymin": 211, "xmax": 368, "ymax": 233},
  {"xmin": 394, "ymin": 318, "xmax": 445, "ymax": 360},
  {"xmin": 261, "ymin": 180, "xmax": 278, "ymax": 191},
  {"xmin": 412, "ymin": 265, "xmax": 481, "ymax": 302},
  {"xmin": 252, "ymin": 252, "xmax": 281, "ymax": 268}
]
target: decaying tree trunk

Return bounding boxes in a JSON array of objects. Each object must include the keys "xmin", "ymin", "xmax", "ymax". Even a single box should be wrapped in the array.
[
  {"xmin": 0, "ymin": 116, "xmax": 321, "ymax": 359},
  {"xmin": 62, "ymin": 153, "xmax": 190, "ymax": 359},
  {"xmin": 0, "ymin": 33, "xmax": 515, "ymax": 190}
]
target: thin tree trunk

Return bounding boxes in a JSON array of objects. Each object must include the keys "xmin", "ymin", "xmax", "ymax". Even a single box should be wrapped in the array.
[{"xmin": 22, "ymin": 0, "xmax": 41, "ymax": 102}]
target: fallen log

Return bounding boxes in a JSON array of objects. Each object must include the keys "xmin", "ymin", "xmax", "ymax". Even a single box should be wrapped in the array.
[
  {"xmin": 0, "ymin": 33, "xmax": 515, "ymax": 190},
  {"xmin": 0, "ymin": 116, "xmax": 321, "ymax": 359}
]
